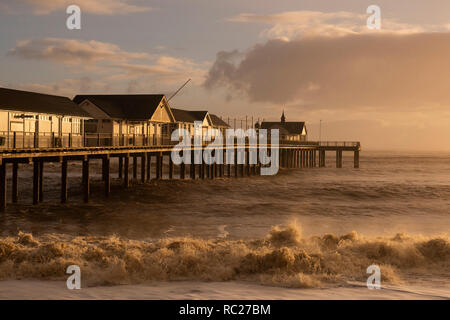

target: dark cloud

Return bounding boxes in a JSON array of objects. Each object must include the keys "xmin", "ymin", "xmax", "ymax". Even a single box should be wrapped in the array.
[{"xmin": 204, "ymin": 33, "xmax": 450, "ymax": 111}]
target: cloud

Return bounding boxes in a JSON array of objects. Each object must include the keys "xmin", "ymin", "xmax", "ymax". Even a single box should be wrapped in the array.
[
  {"xmin": 20, "ymin": 0, "xmax": 151, "ymax": 15},
  {"xmin": 228, "ymin": 10, "xmax": 435, "ymax": 40},
  {"xmin": 8, "ymin": 38, "xmax": 150, "ymax": 66},
  {"xmin": 107, "ymin": 56, "xmax": 209, "ymax": 85},
  {"xmin": 7, "ymin": 37, "xmax": 209, "ymax": 92},
  {"xmin": 204, "ymin": 32, "xmax": 450, "ymax": 112}
]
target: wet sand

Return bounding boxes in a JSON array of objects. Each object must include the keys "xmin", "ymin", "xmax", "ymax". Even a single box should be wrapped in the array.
[{"xmin": 1, "ymin": 280, "xmax": 448, "ymax": 300}]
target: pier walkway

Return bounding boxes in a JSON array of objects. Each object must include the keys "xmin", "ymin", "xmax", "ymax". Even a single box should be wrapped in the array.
[{"xmin": 0, "ymin": 141, "xmax": 360, "ymax": 211}]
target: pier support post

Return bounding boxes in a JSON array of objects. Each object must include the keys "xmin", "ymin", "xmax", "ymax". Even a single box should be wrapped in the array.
[
  {"xmin": 293, "ymin": 150, "xmax": 297, "ymax": 168},
  {"xmin": 141, "ymin": 154, "xmax": 146, "ymax": 183},
  {"xmin": 299, "ymin": 150, "xmax": 302, "ymax": 168},
  {"xmin": 82, "ymin": 158, "xmax": 90, "ymax": 203},
  {"xmin": 104, "ymin": 156, "xmax": 110, "ymax": 197},
  {"xmin": 160, "ymin": 154, "xmax": 164, "ymax": 179},
  {"xmin": 308, "ymin": 150, "xmax": 311, "ymax": 168},
  {"xmin": 124, "ymin": 154, "xmax": 129, "ymax": 188},
  {"xmin": 200, "ymin": 160, "xmax": 205, "ymax": 179},
  {"xmin": 190, "ymin": 150, "xmax": 195, "ymax": 179},
  {"xmin": 336, "ymin": 150, "xmax": 343, "ymax": 168},
  {"xmin": 290, "ymin": 150, "xmax": 293, "ymax": 168},
  {"xmin": 319, "ymin": 150, "xmax": 326, "ymax": 167},
  {"xmin": 33, "ymin": 160, "xmax": 40, "ymax": 205},
  {"xmin": 169, "ymin": 155, "xmax": 173, "ymax": 179},
  {"xmin": 118, "ymin": 157, "xmax": 123, "ymax": 179},
  {"xmin": 313, "ymin": 150, "xmax": 317, "ymax": 168},
  {"xmin": 284, "ymin": 149, "xmax": 289, "ymax": 169},
  {"xmin": 12, "ymin": 162, "xmax": 18, "ymax": 203},
  {"xmin": 61, "ymin": 159, "xmax": 68, "ymax": 203},
  {"xmin": 146, "ymin": 153, "xmax": 151, "ymax": 181},
  {"xmin": 234, "ymin": 149, "xmax": 238, "ymax": 178},
  {"xmin": 309, "ymin": 150, "xmax": 313, "ymax": 168},
  {"xmin": 180, "ymin": 161, "xmax": 185, "ymax": 180},
  {"xmin": 300, "ymin": 150, "xmax": 306, "ymax": 168},
  {"xmin": 156, "ymin": 154, "xmax": 162, "ymax": 180},
  {"xmin": 0, "ymin": 163, "xmax": 6, "ymax": 211},
  {"xmin": 304, "ymin": 151, "xmax": 308, "ymax": 168},
  {"xmin": 288, "ymin": 150, "xmax": 291, "ymax": 168},
  {"xmin": 354, "ymin": 150, "xmax": 360, "ymax": 169},
  {"xmin": 133, "ymin": 156, "xmax": 137, "ymax": 179},
  {"xmin": 39, "ymin": 161, "xmax": 44, "ymax": 202},
  {"xmin": 246, "ymin": 148, "xmax": 250, "ymax": 176}
]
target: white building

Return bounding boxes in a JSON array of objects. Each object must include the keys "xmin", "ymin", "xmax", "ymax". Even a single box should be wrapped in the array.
[
  {"xmin": 0, "ymin": 87, "xmax": 90, "ymax": 148},
  {"xmin": 74, "ymin": 94, "xmax": 176, "ymax": 146}
]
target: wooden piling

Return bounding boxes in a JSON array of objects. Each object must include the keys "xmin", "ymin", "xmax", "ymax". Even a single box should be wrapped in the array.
[
  {"xmin": 146, "ymin": 153, "xmax": 151, "ymax": 181},
  {"xmin": 141, "ymin": 154, "xmax": 146, "ymax": 183},
  {"xmin": 354, "ymin": 150, "xmax": 360, "ymax": 169},
  {"xmin": 168, "ymin": 155, "xmax": 173, "ymax": 179},
  {"xmin": 133, "ymin": 156, "xmax": 137, "ymax": 179},
  {"xmin": 0, "ymin": 163, "xmax": 6, "ymax": 211},
  {"xmin": 104, "ymin": 157, "xmax": 110, "ymax": 197},
  {"xmin": 118, "ymin": 157, "xmax": 123, "ymax": 179},
  {"xmin": 200, "ymin": 160, "xmax": 205, "ymax": 179},
  {"xmin": 82, "ymin": 158, "xmax": 90, "ymax": 203},
  {"xmin": 180, "ymin": 161, "xmax": 185, "ymax": 180},
  {"xmin": 234, "ymin": 149, "xmax": 238, "ymax": 178},
  {"xmin": 33, "ymin": 161, "xmax": 40, "ymax": 205},
  {"xmin": 39, "ymin": 161, "xmax": 44, "ymax": 202},
  {"xmin": 160, "ymin": 154, "xmax": 164, "ymax": 179},
  {"xmin": 124, "ymin": 154, "xmax": 129, "ymax": 188},
  {"xmin": 156, "ymin": 154, "xmax": 162, "ymax": 180},
  {"xmin": 61, "ymin": 159, "xmax": 68, "ymax": 203},
  {"xmin": 190, "ymin": 150, "xmax": 195, "ymax": 179},
  {"xmin": 336, "ymin": 150, "xmax": 343, "ymax": 168},
  {"xmin": 12, "ymin": 162, "xmax": 18, "ymax": 203}
]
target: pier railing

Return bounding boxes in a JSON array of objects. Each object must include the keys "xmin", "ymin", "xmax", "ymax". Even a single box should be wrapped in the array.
[
  {"xmin": 318, "ymin": 141, "xmax": 360, "ymax": 147},
  {"xmin": 0, "ymin": 130, "xmax": 360, "ymax": 152}
]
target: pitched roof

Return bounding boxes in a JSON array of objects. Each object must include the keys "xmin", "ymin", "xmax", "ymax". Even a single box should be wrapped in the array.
[
  {"xmin": 0, "ymin": 87, "xmax": 90, "ymax": 117},
  {"xmin": 73, "ymin": 94, "xmax": 166, "ymax": 120},
  {"xmin": 210, "ymin": 114, "xmax": 230, "ymax": 128},
  {"xmin": 171, "ymin": 108, "xmax": 196, "ymax": 122},
  {"xmin": 171, "ymin": 108, "xmax": 209, "ymax": 123},
  {"xmin": 260, "ymin": 121, "xmax": 306, "ymax": 135}
]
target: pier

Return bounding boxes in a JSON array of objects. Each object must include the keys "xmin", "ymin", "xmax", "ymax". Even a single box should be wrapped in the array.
[{"xmin": 0, "ymin": 141, "xmax": 360, "ymax": 211}]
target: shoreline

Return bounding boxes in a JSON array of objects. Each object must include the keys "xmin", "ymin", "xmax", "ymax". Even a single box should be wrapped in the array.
[{"xmin": 0, "ymin": 280, "xmax": 448, "ymax": 300}]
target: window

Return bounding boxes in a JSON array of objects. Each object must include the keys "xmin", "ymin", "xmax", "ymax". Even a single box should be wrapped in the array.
[{"xmin": 38, "ymin": 115, "xmax": 51, "ymax": 121}]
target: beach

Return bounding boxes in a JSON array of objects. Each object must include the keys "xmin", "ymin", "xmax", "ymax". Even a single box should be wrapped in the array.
[{"xmin": 0, "ymin": 151, "xmax": 449, "ymax": 299}]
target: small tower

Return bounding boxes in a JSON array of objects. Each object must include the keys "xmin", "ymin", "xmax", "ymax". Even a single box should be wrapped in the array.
[{"xmin": 281, "ymin": 110, "xmax": 286, "ymax": 124}]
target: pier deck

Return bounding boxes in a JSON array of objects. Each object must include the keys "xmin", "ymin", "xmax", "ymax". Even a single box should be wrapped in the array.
[{"xmin": 0, "ymin": 141, "xmax": 360, "ymax": 211}]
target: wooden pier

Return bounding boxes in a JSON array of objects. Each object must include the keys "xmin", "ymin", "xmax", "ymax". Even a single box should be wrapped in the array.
[{"xmin": 0, "ymin": 141, "xmax": 360, "ymax": 211}]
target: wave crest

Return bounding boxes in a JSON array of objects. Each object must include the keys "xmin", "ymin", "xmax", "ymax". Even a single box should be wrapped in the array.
[{"xmin": 0, "ymin": 224, "xmax": 448, "ymax": 288}]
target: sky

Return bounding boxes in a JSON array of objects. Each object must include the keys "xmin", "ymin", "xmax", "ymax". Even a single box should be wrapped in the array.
[{"xmin": 1, "ymin": 0, "xmax": 450, "ymax": 150}]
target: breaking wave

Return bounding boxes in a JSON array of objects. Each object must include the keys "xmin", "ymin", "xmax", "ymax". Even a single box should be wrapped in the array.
[{"xmin": 0, "ymin": 223, "xmax": 448, "ymax": 288}]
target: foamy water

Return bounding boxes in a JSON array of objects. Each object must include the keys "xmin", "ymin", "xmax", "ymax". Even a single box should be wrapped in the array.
[{"xmin": 0, "ymin": 151, "xmax": 449, "ymax": 293}]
